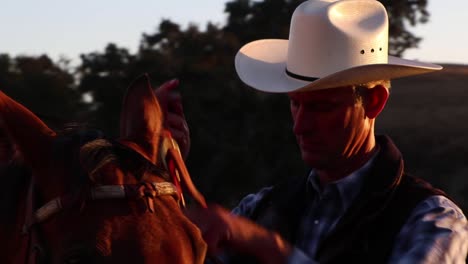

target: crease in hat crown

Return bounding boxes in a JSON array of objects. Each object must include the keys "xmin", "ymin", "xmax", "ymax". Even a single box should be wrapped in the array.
[
  {"xmin": 234, "ymin": 0, "xmax": 442, "ymax": 93},
  {"xmin": 287, "ymin": 0, "xmax": 388, "ymax": 79}
]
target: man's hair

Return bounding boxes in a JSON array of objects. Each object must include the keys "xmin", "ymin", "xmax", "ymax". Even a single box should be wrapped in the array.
[{"xmin": 352, "ymin": 80, "xmax": 391, "ymax": 103}]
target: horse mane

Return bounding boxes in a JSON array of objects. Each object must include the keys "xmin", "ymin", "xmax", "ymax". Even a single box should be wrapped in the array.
[
  {"xmin": 0, "ymin": 122, "xmax": 101, "ymax": 224},
  {"xmin": 80, "ymin": 138, "xmax": 170, "ymax": 184}
]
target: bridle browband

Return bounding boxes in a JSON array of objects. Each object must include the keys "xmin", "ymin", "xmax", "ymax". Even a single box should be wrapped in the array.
[{"xmin": 22, "ymin": 181, "xmax": 179, "ymax": 234}]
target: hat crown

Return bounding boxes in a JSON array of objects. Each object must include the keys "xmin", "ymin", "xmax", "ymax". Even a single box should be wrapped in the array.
[
  {"xmin": 234, "ymin": 0, "xmax": 441, "ymax": 93},
  {"xmin": 287, "ymin": 0, "xmax": 388, "ymax": 79}
]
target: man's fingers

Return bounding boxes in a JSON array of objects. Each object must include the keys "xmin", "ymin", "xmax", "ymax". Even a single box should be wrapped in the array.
[
  {"xmin": 184, "ymin": 205, "xmax": 229, "ymax": 255},
  {"xmin": 184, "ymin": 206, "xmax": 211, "ymax": 233},
  {"xmin": 166, "ymin": 112, "xmax": 188, "ymax": 129},
  {"xmin": 154, "ymin": 79, "xmax": 180, "ymax": 109},
  {"xmin": 169, "ymin": 129, "xmax": 188, "ymax": 144},
  {"xmin": 168, "ymin": 99, "xmax": 184, "ymax": 115},
  {"xmin": 203, "ymin": 230, "xmax": 224, "ymax": 256},
  {"xmin": 153, "ymin": 78, "xmax": 190, "ymax": 158},
  {"xmin": 165, "ymin": 113, "xmax": 190, "ymax": 145},
  {"xmin": 155, "ymin": 79, "xmax": 184, "ymax": 115},
  {"xmin": 157, "ymin": 79, "xmax": 179, "ymax": 93}
]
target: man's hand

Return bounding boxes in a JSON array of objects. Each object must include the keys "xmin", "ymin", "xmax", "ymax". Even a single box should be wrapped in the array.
[
  {"xmin": 154, "ymin": 79, "xmax": 190, "ymax": 159},
  {"xmin": 185, "ymin": 204, "xmax": 292, "ymax": 264}
]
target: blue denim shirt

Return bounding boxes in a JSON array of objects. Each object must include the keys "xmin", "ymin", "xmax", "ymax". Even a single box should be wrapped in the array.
[{"xmin": 231, "ymin": 156, "xmax": 468, "ymax": 263}]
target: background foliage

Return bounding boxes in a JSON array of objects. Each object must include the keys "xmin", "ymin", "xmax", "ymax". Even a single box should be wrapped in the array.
[{"xmin": 2, "ymin": 0, "xmax": 466, "ymax": 211}]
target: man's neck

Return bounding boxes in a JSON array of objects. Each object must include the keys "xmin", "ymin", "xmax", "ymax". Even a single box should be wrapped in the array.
[{"xmin": 316, "ymin": 141, "xmax": 378, "ymax": 187}]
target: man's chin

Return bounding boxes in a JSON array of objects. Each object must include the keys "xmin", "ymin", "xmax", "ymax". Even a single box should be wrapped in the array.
[{"xmin": 301, "ymin": 152, "xmax": 328, "ymax": 169}]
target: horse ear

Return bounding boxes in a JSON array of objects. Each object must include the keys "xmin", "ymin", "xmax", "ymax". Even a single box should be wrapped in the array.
[
  {"xmin": 0, "ymin": 91, "xmax": 56, "ymax": 168},
  {"xmin": 119, "ymin": 74, "xmax": 163, "ymax": 164}
]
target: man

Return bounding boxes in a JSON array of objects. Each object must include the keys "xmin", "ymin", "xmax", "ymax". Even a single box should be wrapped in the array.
[{"xmin": 184, "ymin": 0, "xmax": 468, "ymax": 263}]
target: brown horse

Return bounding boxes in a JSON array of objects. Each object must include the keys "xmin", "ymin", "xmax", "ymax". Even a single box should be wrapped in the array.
[{"xmin": 0, "ymin": 75, "xmax": 207, "ymax": 263}]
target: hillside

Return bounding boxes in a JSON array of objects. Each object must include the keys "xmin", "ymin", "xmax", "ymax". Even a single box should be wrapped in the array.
[{"xmin": 377, "ymin": 64, "xmax": 468, "ymax": 212}]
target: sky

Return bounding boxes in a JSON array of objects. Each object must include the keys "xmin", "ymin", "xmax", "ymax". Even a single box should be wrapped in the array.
[{"xmin": 0, "ymin": 0, "xmax": 467, "ymax": 66}]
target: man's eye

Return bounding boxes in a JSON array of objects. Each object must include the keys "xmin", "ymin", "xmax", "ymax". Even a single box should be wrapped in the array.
[{"xmin": 312, "ymin": 103, "xmax": 335, "ymax": 111}]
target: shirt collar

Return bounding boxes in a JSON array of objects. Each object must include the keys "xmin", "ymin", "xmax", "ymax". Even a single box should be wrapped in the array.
[{"xmin": 307, "ymin": 149, "xmax": 379, "ymax": 212}]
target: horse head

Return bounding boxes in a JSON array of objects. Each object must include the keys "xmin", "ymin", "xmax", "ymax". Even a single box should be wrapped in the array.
[{"xmin": 0, "ymin": 75, "xmax": 207, "ymax": 263}]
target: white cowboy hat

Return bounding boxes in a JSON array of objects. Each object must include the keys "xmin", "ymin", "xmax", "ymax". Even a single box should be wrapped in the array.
[{"xmin": 235, "ymin": 0, "xmax": 442, "ymax": 93}]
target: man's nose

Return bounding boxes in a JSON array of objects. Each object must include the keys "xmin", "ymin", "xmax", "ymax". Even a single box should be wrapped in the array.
[{"xmin": 292, "ymin": 105, "xmax": 308, "ymax": 135}]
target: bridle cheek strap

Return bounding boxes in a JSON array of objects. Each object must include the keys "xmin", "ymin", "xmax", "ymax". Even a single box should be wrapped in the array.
[{"xmin": 24, "ymin": 177, "xmax": 45, "ymax": 264}]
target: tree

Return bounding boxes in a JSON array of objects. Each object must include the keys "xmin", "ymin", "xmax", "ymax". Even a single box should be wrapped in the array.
[
  {"xmin": 0, "ymin": 54, "xmax": 83, "ymax": 125},
  {"xmin": 383, "ymin": 0, "xmax": 429, "ymax": 56},
  {"xmin": 76, "ymin": 44, "xmax": 136, "ymax": 135},
  {"xmin": 224, "ymin": 0, "xmax": 430, "ymax": 56}
]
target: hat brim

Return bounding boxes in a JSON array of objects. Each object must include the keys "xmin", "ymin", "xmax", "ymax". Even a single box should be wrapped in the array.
[{"xmin": 235, "ymin": 39, "xmax": 443, "ymax": 93}]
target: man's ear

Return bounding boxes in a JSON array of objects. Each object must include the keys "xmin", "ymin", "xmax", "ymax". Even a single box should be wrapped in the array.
[{"xmin": 364, "ymin": 85, "xmax": 389, "ymax": 119}]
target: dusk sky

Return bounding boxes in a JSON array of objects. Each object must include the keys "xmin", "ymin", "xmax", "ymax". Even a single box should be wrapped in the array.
[{"xmin": 1, "ymin": 0, "xmax": 467, "ymax": 65}]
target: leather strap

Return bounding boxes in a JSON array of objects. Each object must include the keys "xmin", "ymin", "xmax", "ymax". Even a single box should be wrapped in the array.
[
  {"xmin": 23, "ymin": 181, "xmax": 179, "ymax": 233},
  {"xmin": 24, "ymin": 177, "xmax": 45, "ymax": 264}
]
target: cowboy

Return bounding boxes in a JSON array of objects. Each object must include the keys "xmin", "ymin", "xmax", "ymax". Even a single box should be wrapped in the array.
[{"xmin": 183, "ymin": 0, "xmax": 468, "ymax": 263}]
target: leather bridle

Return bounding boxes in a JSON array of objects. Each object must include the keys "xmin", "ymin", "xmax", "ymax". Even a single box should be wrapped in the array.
[
  {"xmin": 23, "ymin": 178, "xmax": 180, "ymax": 263},
  {"xmin": 23, "ymin": 181, "xmax": 180, "ymax": 231},
  {"xmin": 21, "ymin": 132, "xmax": 208, "ymax": 264}
]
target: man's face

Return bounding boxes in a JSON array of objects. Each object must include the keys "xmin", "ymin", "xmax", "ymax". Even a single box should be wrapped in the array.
[{"xmin": 288, "ymin": 86, "xmax": 370, "ymax": 169}]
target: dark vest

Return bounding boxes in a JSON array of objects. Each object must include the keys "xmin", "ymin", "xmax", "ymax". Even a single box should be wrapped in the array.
[{"xmin": 231, "ymin": 135, "xmax": 447, "ymax": 264}]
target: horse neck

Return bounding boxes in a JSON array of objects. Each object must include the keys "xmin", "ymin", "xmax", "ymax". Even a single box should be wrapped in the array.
[{"xmin": 0, "ymin": 161, "xmax": 33, "ymax": 263}]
